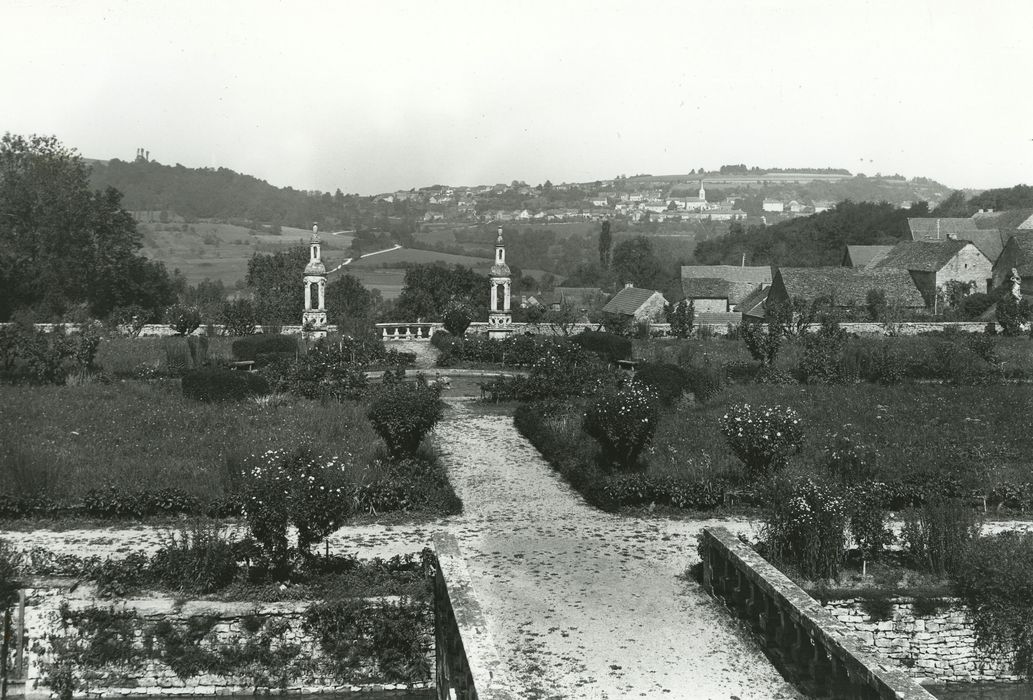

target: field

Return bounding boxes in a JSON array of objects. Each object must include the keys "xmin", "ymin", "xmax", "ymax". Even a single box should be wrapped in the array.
[
  {"xmin": 345, "ymin": 268, "xmax": 406, "ymax": 300},
  {"xmin": 138, "ymin": 221, "xmax": 355, "ymax": 285},
  {"xmin": 348, "ymin": 247, "xmax": 490, "ymax": 268},
  {"xmin": 0, "ymin": 381, "xmax": 381, "ymax": 502}
]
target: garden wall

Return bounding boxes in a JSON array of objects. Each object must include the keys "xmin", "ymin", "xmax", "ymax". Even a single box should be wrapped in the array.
[
  {"xmin": 16, "ymin": 580, "xmax": 433, "ymax": 699},
  {"xmin": 823, "ymin": 598, "xmax": 1021, "ymax": 684}
]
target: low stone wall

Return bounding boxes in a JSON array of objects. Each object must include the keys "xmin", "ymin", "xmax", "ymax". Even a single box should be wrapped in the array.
[
  {"xmin": 824, "ymin": 598, "xmax": 1020, "ymax": 684},
  {"xmin": 432, "ymin": 534, "xmax": 515, "ymax": 700},
  {"xmin": 14, "ymin": 581, "xmax": 432, "ymax": 698},
  {"xmin": 699, "ymin": 527, "xmax": 936, "ymax": 699}
]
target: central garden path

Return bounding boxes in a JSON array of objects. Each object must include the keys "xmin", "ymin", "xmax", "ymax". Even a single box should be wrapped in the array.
[{"xmin": 429, "ymin": 401, "xmax": 801, "ymax": 699}]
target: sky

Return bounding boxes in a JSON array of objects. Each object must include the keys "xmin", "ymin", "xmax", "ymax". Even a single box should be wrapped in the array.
[{"xmin": 3, "ymin": 0, "xmax": 1032, "ymax": 195}]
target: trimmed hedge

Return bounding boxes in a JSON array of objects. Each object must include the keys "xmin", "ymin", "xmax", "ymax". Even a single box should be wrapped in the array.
[
  {"xmin": 571, "ymin": 330, "xmax": 632, "ymax": 362},
  {"xmin": 231, "ymin": 334, "xmax": 298, "ymax": 362},
  {"xmin": 182, "ymin": 368, "xmax": 270, "ymax": 402}
]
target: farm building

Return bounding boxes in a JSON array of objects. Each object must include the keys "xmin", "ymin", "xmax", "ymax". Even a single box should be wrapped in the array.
[
  {"xmin": 991, "ymin": 233, "xmax": 1033, "ymax": 295},
  {"xmin": 601, "ymin": 284, "xmax": 668, "ymax": 322},
  {"xmin": 767, "ymin": 267, "xmax": 926, "ymax": 311},
  {"xmin": 874, "ymin": 240, "xmax": 992, "ymax": 303},
  {"xmin": 680, "ymin": 265, "xmax": 772, "ymax": 313}
]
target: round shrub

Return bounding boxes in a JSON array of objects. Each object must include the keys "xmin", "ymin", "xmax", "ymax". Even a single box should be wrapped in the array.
[
  {"xmin": 181, "ymin": 368, "xmax": 270, "ymax": 402},
  {"xmin": 241, "ymin": 447, "xmax": 355, "ymax": 560},
  {"xmin": 583, "ymin": 381, "xmax": 660, "ymax": 471},
  {"xmin": 367, "ymin": 381, "xmax": 445, "ymax": 458},
  {"xmin": 684, "ymin": 363, "xmax": 725, "ymax": 403},
  {"xmin": 633, "ymin": 362, "xmax": 689, "ymax": 406},
  {"xmin": 719, "ymin": 402, "xmax": 804, "ymax": 479}
]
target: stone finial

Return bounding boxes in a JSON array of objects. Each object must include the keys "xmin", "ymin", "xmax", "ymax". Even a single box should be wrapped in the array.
[{"xmin": 1008, "ymin": 267, "xmax": 1022, "ymax": 300}]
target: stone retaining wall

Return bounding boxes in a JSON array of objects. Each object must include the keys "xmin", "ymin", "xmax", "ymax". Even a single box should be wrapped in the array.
[
  {"xmin": 15, "ymin": 582, "xmax": 432, "ymax": 699},
  {"xmin": 823, "ymin": 598, "xmax": 1021, "ymax": 684}
]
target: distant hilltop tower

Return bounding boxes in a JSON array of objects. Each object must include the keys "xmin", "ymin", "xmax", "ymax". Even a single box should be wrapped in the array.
[
  {"xmin": 487, "ymin": 226, "xmax": 512, "ymax": 338},
  {"xmin": 302, "ymin": 224, "xmax": 328, "ymax": 334}
]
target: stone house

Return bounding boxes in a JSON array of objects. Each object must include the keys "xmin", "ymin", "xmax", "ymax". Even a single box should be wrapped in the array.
[
  {"xmin": 991, "ymin": 232, "xmax": 1033, "ymax": 294},
  {"xmin": 767, "ymin": 267, "xmax": 926, "ymax": 312},
  {"xmin": 681, "ymin": 265, "xmax": 772, "ymax": 313},
  {"xmin": 874, "ymin": 240, "xmax": 992, "ymax": 303},
  {"xmin": 601, "ymin": 284, "xmax": 668, "ymax": 322}
]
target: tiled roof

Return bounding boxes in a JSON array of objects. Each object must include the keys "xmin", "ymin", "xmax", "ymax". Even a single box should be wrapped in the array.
[
  {"xmin": 957, "ymin": 229, "xmax": 1009, "ymax": 262},
  {"xmin": 602, "ymin": 286, "xmax": 663, "ymax": 315},
  {"xmin": 1019, "ymin": 214, "xmax": 1033, "ymax": 230},
  {"xmin": 681, "ymin": 265, "xmax": 771, "ymax": 305},
  {"xmin": 875, "ymin": 240, "xmax": 974, "ymax": 272},
  {"xmin": 844, "ymin": 245, "xmax": 894, "ymax": 268},
  {"xmin": 775, "ymin": 267, "xmax": 925, "ymax": 308},
  {"xmin": 736, "ymin": 286, "xmax": 770, "ymax": 317},
  {"xmin": 1000, "ymin": 232, "xmax": 1033, "ymax": 274},
  {"xmin": 908, "ymin": 218, "xmax": 981, "ymax": 241}
]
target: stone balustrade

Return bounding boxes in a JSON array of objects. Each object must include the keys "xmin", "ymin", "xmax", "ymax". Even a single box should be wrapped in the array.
[
  {"xmin": 377, "ymin": 322, "xmax": 445, "ymax": 341},
  {"xmin": 432, "ymin": 534, "xmax": 515, "ymax": 700},
  {"xmin": 699, "ymin": 527, "xmax": 936, "ymax": 700}
]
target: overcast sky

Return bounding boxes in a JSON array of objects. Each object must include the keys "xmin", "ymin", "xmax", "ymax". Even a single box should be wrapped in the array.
[{"xmin": 4, "ymin": 0, "xmax": 1031, "ymax": 194}]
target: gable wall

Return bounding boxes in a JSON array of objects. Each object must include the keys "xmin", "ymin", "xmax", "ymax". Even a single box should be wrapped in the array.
[
  {"xmin": 693, "ymin": 298, "xmax": 728, "ymax": 313},
  {"xmin": 634, "ymin": 293, "xmax": 668, "ymax": 322},
  {"xmin": 936, "ymin": 246, "xmax": 992, "ymax": 293}
]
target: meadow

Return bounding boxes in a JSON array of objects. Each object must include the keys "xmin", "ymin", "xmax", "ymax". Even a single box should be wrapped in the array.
[{"xmin": 0, "ymin": 381, "xmax": 381, "ymax": 503}]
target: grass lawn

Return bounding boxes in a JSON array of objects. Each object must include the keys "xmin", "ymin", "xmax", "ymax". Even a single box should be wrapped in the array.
[
  {"xmin": 0, "ymin": 381, "xmax": 381, "ymax": 503},
  {"xmin": 647, "ymin": 383, "xmax": 1033, "ymax": 488}
]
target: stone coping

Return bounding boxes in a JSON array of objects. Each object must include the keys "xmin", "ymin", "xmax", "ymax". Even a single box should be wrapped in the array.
[
  {"xmin": 702, "ymin": 527, "xmax": 937, "ymax": 700},
  {"xmin": 432, "ymin": 533, "xmax": 516, "ymax": 700}
]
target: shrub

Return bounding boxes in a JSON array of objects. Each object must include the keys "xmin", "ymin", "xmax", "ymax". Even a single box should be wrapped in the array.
[
  {"xmin": 633, "ymin": 362, "xmax": 689, "ymax": 406},
  {"xmin": 571, "ymin": 330, "xmax": 632, "ymax": 362},
  {"xmin": 901, "ymin": 497, "xmax": 980, "ymax": 577},
  {"xmin": 740, "ymin": 321, "xmax": 781, "ymax": 367},
  {"xmin": 824, "ymin": 434, "xmax": 880, "ymax": 484},
  {"xmin": 582, "ymin": 382, "xmax": 660, "ymax": 471},
  {"xmin": 952, "ymin": 532, "xmax": 1033, "ymax": 675},
  {"xmin": 220, "ymin": 299, "xmax": 258, "ymax": 336},
  {"xmin": 865, "ymin": 289, "xmax": 887, "ymax": 322},
  {"xmin": 667, "ymin": 299, "xmax": 694, "ymax": 338},
  {"xmin": 441, "ymin": 301, "xmax": 473, "ymax": 337},
  {"xmin": 962, "ymin": 292, "xmax": 995, "ymax": 320},
  {"xmin": 719, "ymin": 403, "xmax": 804, "ymax": 479},
  {"xmin": 107, "ymin": 305, "xmax": 149, "ymax": 337},
  {"xmin": 798, "ymin": 317, "xmax": 847, "ymax": 384},
  {"xmin": 367, "ymin": 382, "xmax": 445, "ymax": 458},
  {"xmin": 355, "ymin": 454, "xmax": 462, "ymax": 516},
  {"xmin": 763, "ymin": 478, "xmax": 847, "ymax": 581},
  {"xmin": 232, "ymin": 334, "xmax": 298, "ymax": 362},
  {"xmin": 181, "ymin": 368, "xmax": 270, "ymax": 402},
  {"xmin": 848, "ymin": 481, "xmax": 894, "ymax": 570},
  {"xmin": 0, "ymin": 538, "xmax": 18, "ymax": 611},
  {"xmin": 167, "ymin": 305, "xmax": 202, "ymax": 335},
  {"xmin": 997, "ymin": 293, "xmax": 1033, "ymax": 336},
  {"xmin": 241, "ymin": 447, "xmax": 355, "ymax": 561},
  {"xmin": 148, "ymin": 521, "xmax": 238, "ymax": 594},
  {"xmin": 683, "ymin": 362, "xmax": 724, "ymax": 403}
]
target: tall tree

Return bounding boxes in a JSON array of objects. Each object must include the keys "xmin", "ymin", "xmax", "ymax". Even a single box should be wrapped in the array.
[
  {"xmin": 0, "ymin": 133, "xmax": 174, "ymax": 320},
  {"xmin": 246, "ymin": 246, "xmax": 307, "ymax": 324},
  {"xmin": 392, "ymin": 264, "xmax": 488, "ymax": 321},
  {"xmin": 598, "ymin": 220, "xmax": 612, "ymax": 268},
  {"xmin": 612, "ymin": 236, "xmax": 662, "ymax": 289},
  {"xmin": 326, "ymin": 272, "xmax": 381, "ymax": 336}
]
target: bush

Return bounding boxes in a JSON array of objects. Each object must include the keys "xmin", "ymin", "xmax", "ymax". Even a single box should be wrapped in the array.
[
  {"xmin": 633, "ymin": 362, "xmax": 689, "ymax": 406},
  {"xmin": 666, "ymin": 299, "xmax": 694, "ymax": 339},
  {"xmin": 0, "ymin": 538, "xmax": 19, "ymax": 611},
  {"xmin": 961, "ymin": 292, "xmax": 994, "ymax": 320},
  {"xmin": 0, "ymin": 324, "xmax": 100, "ymax": 384},
  {"xmin": 952, "ymin": 532, "xmax": 1033, "ymax": 676},
  {"xmin": 865, "ymin": 289, "xmax": 887, "ymax": 322},
  {"xmin": 740, "ymin": 321, "xmax": 781, "ymax": 367},
  {"xmin": 763, "ymin": 478, "xmax": 847, "ymax": 581},
  {"xmin": 220, "ymin": 299, "xmax": 258, "ymax": 336},
  {"xmin": 82, "ymin": 487, "xmax": 202, "ymax": 519},
  {"xmin": 441, "ymin": 301, "xmax": 473, "ymax": 337},
  {"xmin": 367, "ymin": 382, "xmax": 445, "ymax": 458},
  {"xmin": 355, "ymin": 454, "xmax": 462, "ymax": 516},
  {"xmin": 166, "ymin": 305, "xmax": 202, "ymax": 335},
  {"xmin": 901, "ymin": 497, "xmax": 980, "ymax": 576},
  {"xmin": 848, "ymin": 481, "xmax": 894, "ymax": 568},
  {"xmin": 571, "ymin": 330, "xmax": 632, "ymax": 362},
  {"xmin": 824, "ymin": 434, "xmax": 880, "ymax": 484},
  {"xmin": 148, "ymin": 521, "xmax": 238, "ymax": 594},
  {"xmin": 798, "ymin": 318, "xmax": 847, "ymax": 384},
  {"xmin": 719, "ymin": 403, "xmax": 804, "ymax": 479},
  {"xmin": 181, "ymin": 368, "xmax": 270, "ymax": 402},
  {"xmin": 582, "ymin": 382, "xmax": 660, "ymax": 471},
  {"xmin": 241, "ymin": 447, "xmax": 355, "ymax": 561},
  {"xmin": 232, "ymin": 334, "xmax": 298, "ymax": 362},
  {"xmin": 683, "ymin": 362, "xmax": 724, "ymax": 403}
]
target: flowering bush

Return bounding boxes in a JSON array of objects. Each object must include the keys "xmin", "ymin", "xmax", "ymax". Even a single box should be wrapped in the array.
[
  {"xmin": 241, "ymin": 447, "xmax": 355, "ymax": 562},
  {"xmin": 719, "ymin": 402, "xmax": 803, "ymax": 479},
  {"xmin": 367, "ymin": 381, "xmax": 444, "ymax": 458},
  {"xmin": 763, "ymin": 478, "xmax": 848, "ymax": 581},
  {"xmin": 583, "ymin": 381, "xmax": 660, "ymax": 471}
]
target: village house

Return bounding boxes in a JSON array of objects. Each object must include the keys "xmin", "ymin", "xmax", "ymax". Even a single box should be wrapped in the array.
[
  {"xmin": 766, "ymin": 267, "xmax": 926, "ymax": 313},
  {"xmin": 681, "ymin": 265, "xmax": 772, "ymax": 313},
  {"xmin": 874, "ymin": 240, "xmax": 992, "ymax": 303},
  {"xmin": 601, "ymin": 283, "xmax": 668, "ymax": 322},
  {"xmin": 841, "ymin": 245, "xmax": 894, "ymax": 268},
  {"xmin": 762, "ymin": 198, "xmax": 784, "ymax": 213},
  {"xmin": 991, "ymin": 232, "xmax": 1033, "ymax": 295}
]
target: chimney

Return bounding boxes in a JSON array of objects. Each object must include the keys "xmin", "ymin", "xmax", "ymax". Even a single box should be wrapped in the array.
[{"xmin": 625, "ymin": 282, "xmax": 634, "ymax": 289}]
